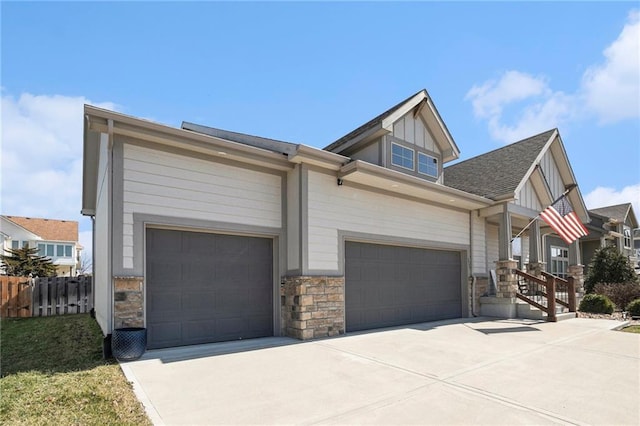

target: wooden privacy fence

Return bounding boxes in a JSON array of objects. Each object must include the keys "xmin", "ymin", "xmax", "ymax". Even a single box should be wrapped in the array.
[
  {"xmin": 1, "ymin": 276, "xmax": 92, "ymax": 318},
  {"xmin": 0, "ymin": 276, "xmax": 32, "ymax": 318}
]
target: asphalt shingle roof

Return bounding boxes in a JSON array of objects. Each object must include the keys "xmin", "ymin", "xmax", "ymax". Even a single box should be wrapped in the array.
[
  {"xmin": 443, "ymin": 129, "xmax": 556, "ymax": 199},
  {"xmin": 3, "ymin": 216, "xmax": 79, "ymax": 242},
  {"xmin": 589, "ymin": 203, "xmax": 632, "ymax": 223},
  {"xmin": 324, "ymin": 90, "xmax": 425, "ymax": 153}
]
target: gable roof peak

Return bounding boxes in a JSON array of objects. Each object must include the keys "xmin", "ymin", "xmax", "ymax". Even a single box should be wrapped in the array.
[
  {"xmin": 324, "ymin": 89, "xmax": 459, "ymax": 162},
  {"xmin": 2, "ymin": 215, "xmax": 79, "ymax": 242},
  {"xmin": 443, "ymin": 129, "xmax": 557, "ymax": 199}
]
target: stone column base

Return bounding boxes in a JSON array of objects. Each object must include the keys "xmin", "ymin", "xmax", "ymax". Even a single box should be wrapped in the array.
[
  {"xmin": 526, "ymin": 262, "xmax": 546, "ymax": 278},
  {"xmin": 113, "ymin": 276, "xmax": 144, "ymax": 329},
  {"xmin": 495, "ymin": 260, "xmax": 518, "ymax": 299},
  {"xmin": 281, "ymin": 276, "xmax": 345, "ymax": 340},
  {"xmin": 567, "ymin": 264, "xmax": 585, "ymax": 305}
]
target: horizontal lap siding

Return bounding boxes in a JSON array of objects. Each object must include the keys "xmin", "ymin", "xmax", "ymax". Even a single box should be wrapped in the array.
[
  {"xmin": 308, "ymin": 171, "xmax": 468, "ymax": 271},
  {"xmin": 122, "ymin": 144, "xmax": 281, "ymax": 269}
]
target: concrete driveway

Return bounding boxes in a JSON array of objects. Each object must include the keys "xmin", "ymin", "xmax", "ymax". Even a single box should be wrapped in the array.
[{"xmin": 121, "ymin": 318, "xmax": 639, "ymax": 425}]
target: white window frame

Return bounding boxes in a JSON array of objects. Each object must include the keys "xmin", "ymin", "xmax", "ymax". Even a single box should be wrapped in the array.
[
  {"xmin": 550, "ymin": 245, "xmax": 569, "ymax": 279},
  {"xmin": 391, "ymin": 143, "xmax": 415, "ymax": 171},
  {"xmin": 417, "ymin": 152, "xmax": 438, "ymax": 177},
  {"xmin": 623, "ymin": 227, "xmax": 631, "ymax": 248}
]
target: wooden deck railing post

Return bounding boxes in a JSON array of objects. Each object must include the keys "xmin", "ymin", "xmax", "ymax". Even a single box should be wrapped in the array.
[
  {"xmin": 547, "ymin": 276, "xmax": 557, "ymax": 322},
  {"xmin": 567, "ymin": 276, "xmax": 576, "ymax": 312}
]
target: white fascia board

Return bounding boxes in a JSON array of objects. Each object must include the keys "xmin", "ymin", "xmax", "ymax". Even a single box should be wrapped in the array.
[
  {"xmin": 339, "ymin": 160, "xmax": 493, "ymax": 210},
  {"xmin": 0, "ymin": 217, "xmax": 42, "ymax": 241},
  {"xmin": 514, "ymin": 129, "xmax": 558, "ymax": 198},
  {"xmin": 381, "ymin": 91, "xmax": 460, "ymax": 163},
  {"xmin": 288, "ymin": 145, "xmax": 350, "ymax": 171},
  {"xmin": 380, "ymin": 91, "xmax": 426, "ymax": 130}
]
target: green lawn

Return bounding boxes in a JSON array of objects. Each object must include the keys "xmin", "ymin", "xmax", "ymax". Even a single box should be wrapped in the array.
[
  {"xmin": 0, "ymin": 314, "xmax": 151, "ymax": 425},
  {"xmin": 621, "ymin": 325, "xmax": 640, "ymax": 333}
]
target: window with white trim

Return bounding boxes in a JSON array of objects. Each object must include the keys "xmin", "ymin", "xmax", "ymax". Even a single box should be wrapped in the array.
[
  {"xmin": 391, "ymin": 143, "xmax": 414, "ymax": 170},
  {"xmin": 550, "ymin": 246, "xmax": 569, "ymax": 279},
  {"xmin": 38, "ymin": 243, "xmax": 73, "ymax": 258},
  {"xmin": 417, "ymin": 152, "xmax": 438, "ymax": 177},
  {"xmin": 623, "ymin": 227, "xmax": 631, "ymax": 248},
  {"xmin": 11, "ymin": 240, "xmax": 28, "ymax": 249}
]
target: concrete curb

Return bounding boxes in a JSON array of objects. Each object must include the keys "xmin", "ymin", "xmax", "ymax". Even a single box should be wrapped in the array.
[
  {"xmin": 611, "ymin": 320, "xmax": 632, "ymax": 331},
  {"xmin": 119, "ymin": 361, "xmax": 165, "ymax": 426}
]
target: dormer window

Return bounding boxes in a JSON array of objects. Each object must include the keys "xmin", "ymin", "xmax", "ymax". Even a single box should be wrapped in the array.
[
  {"xmin": 391, "ymin": 143, "xmax": 414, "ymax": 170},
  {"xmin": 418, "ymin": 152, "xmax": 438, "ymax": 177}
]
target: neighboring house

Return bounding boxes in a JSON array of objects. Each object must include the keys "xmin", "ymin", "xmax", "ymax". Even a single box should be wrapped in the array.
[
  {"xmin": 0, "ymin": 215, "xmax": 82, "ymax": 276},
  {"xmin": 635, "ymin": 228, "xmax": 640, "ymax": 269},
  {"xmin": 578, "ymin": 204, "xmax": 638, "ymax": 274},
  {"xmin": 82, "ymin": 89, "xmax": 590, "ymax": 350}
]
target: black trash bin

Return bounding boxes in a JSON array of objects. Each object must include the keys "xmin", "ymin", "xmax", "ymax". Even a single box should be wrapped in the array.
[{"xmin": 111, "ymin": 327, "xmax": 147, "ymax": 361}]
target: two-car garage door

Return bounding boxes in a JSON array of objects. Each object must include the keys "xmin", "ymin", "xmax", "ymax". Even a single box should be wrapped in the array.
[
  {"xmin": 345, "ymin": 241, "xmax": 462, "ymax": 332},
  {"xmin": 146, "ymin": 228, "xmax": 273, "ymax": 349}
]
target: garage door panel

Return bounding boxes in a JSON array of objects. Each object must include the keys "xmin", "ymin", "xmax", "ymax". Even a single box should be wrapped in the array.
[
  {"xmin": 182, "ymin": 291, "xmax": 216, "ymax": 313},
  {"xmin": 345, "ymin": 241, "xmax": 461, "ymax": 332},
  {"xmin": 146, "ymin": 228, "xmax": 273, "ymax": 349},
  {"xmin": 147, "ymin": 290, "xmax": 182, "ymax": 317},
  {"xmin": 147, "ymin": 261, "xmax": 183, "ymax": 284},
  {"xmin": 148, "ymin": 322, "xmax": 182, "ymax": 346}
]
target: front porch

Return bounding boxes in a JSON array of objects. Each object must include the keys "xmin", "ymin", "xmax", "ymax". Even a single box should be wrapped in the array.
[{"xmin": 478, "ymin": 204, "xmax": 585, "ymax": 321}]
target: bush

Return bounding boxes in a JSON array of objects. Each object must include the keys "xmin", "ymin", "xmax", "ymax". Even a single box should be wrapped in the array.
[
  {"xmin": 585, "ymin": 246, "xmax": 638, "ymax": 293},
  {"xmin": 579, "ymin": 293, "xmax": 614, "ymax": 314},
  {"xmin": 627, "ymin": 299, "xmax": 640, "ymax": 317},
  {"xmin": 594, "ymin": 282, "xmax": 640, "ymax": 311}
]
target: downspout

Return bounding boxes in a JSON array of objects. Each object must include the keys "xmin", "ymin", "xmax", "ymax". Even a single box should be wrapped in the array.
[
  {"xmin": 469, "ymin": 211, "xmax": 477, "ymax": 317},
  {"xmin": 107, "ymin": 119, "xmax": 114, "ymax": 336},
  {"xmin": 91, "ymin": 215, "xmax": 96, "ymax": 315}
]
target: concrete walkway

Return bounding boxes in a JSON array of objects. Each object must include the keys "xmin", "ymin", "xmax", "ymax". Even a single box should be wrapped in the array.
[{"xmin": 120, "ymin": 318, "xmax": 639, "ymax": 425}]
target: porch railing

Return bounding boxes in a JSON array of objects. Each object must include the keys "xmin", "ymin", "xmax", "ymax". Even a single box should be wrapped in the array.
[{"xmin": 515, "ymin": 270, "xmax": 576, "ymax": 322}]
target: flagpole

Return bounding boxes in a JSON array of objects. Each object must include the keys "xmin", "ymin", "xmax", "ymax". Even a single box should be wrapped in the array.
[{"xmin": 510, "ymin": 184, "xmax": 577, "ymax": 242}]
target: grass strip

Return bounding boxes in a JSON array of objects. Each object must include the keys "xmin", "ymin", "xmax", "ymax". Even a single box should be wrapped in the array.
[{"xmin": 1, "ymin": 314, "xmax": 150, "ymax": 425}]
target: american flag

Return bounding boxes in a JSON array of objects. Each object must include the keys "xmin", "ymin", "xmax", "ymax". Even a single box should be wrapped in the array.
[{"xmin": 540, "ymin": 195, "xmax": 588, "ymax": 244}]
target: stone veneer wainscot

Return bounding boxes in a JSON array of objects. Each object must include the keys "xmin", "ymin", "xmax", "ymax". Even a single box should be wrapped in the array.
[
  {"xmin": 113, "ymin": 276, "xmax": 144, "ymax": 329},
  {"xmin": 281, "ymin": 276, "xmax": 345, "ymax": 340}
]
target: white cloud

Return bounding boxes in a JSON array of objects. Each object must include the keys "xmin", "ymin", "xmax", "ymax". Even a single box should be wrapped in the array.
[
  {"xmin": 1, "ymin": 93, "xmax": 117, "ymax": 261},
  {"xmin": 466, "ymin": 10, "xmax": 640, "ymax": 144},
  {"xmin": 466, "ymin": 71, "xmax": 550, "ymax": 119},
  {"xmin": 582, "ymin": 10, "xmax": 640, "ymax": 124},
  {"xmin": 584, "ymin": 184, "xmax": 640, "ymax": 219}
]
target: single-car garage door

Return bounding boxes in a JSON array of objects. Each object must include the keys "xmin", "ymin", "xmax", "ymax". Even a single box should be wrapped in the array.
[
  {"xmin": 345, "ymin": 241, "xmax": 462, "ymax": 332},
  {"xmin": 146, "ymin": 228, "xmax": 273, "ymax": 349}
]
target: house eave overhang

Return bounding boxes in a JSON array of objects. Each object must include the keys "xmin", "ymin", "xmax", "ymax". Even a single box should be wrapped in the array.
[
  {"xmin": 338, "ymin": 160, "xmax": 493, "ymax": 210},
  {"xmin": 82, "ymin": 105, "xmax": 295, "ymax": 213},
  {"xmin": 288, "ymin": 145, "xmax": 350, "ymax": 171}
]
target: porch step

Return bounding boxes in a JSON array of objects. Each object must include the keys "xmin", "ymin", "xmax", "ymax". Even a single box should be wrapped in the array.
[{"xmin": 516, "ymin": 301, "xmax": 576, "ymax": 321}]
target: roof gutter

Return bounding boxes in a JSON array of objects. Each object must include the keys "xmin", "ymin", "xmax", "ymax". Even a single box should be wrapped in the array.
[
  {"xmin": 288, "ymin": 145, "xmax": 350, "ymax": 170},
  {"xmin": 84, "ymin": 106, "xmax": 294, "ymax": 172},
  {"xmin": 339, "ymin": 160, "xmax": 494, "ymax": 208}
]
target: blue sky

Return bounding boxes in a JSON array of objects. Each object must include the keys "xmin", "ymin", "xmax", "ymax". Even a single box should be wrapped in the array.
[{"xmin": 2, "ymin": 2, "xmax": 639, "ymax": 258}]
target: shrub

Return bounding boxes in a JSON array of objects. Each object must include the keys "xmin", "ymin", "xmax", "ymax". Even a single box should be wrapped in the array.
[
  {"xmin": 594, "ymin": 283, "xmax": 640, "ymax": 312},
  {"xmin": 585, "ymin": 246, "xmax": 638, "ymax": 293},
  {"xmin": 579, "ymin": 293, "xmax": 614, "ymax": 314},
  {"xmin": 627, "ymin": 299, "xmax": 640, "ymax": 317}
]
